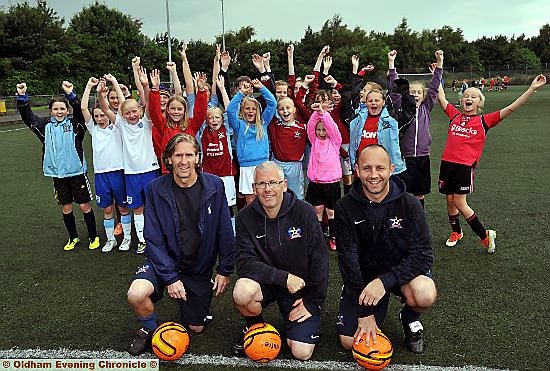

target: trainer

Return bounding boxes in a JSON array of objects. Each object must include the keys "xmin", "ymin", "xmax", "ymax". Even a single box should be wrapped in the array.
[
  {"xmin": 231, "ymin": 161, "xmax": 328, "ymax": 360},
  {"xmin": 335, "ymin": 144, "xmax": 436, "ymax": 354},
  {"xmin": 126, "ymin": 134, "xmax": 234, "ymax": 356}
]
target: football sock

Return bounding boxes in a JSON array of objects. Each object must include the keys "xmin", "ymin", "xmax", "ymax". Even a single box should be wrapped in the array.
[
  {"xmin": 134, "ymin": 213, "xmax": 145, "ymax": 243},
  {"xmin": 466, "ymin": 213, "xmax": 487, "ymax": 240},
  {"xmin": 83, "ymin": 209, "xmax": 98, "ymax": 240},
  {"xmin": 104, "ymin": 217, "xmax": 115, "ymax": 241},
  {"xmin": 448, "ymin": 213, "xmax": 461, "ymax": 233},
  {"xmin": 343, "ymin": 183, "xmax": 352, "ymax": 195},
  {"xmin": 62, "ymin": 211, "xmax": 78, "ymax": 240},
  {"xmin": 328, "ymin": 218, "xmax": 335, "ymax": 238},
  {"xmin": 401, "ymin": 304, "xmax": 420, "ymax": 324},
  {"xmin": 245, "ymin": 313, "xmax": 264, "ymax": 328},
  {"xmin": 121, "ymin": 213, "xmax": 132, "ymax": 239},
  {"xmin": 139, "ymin": 312, "xmax": 158, "ymax": 331}
]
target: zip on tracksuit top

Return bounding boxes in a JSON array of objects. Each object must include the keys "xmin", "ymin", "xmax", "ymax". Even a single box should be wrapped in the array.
[
  {"xmin": 143, "ymin": 172, "xmax": 235, "ymax": 285},
  {"xmin": 235, "ymin": 191, "xmax": 329, "ymax": 316},
  {"xmin": 335, "ymin": 176, "xmax": 433, "ymax": 318},
  {"xmin": 17, "ymin": 92, "xmax": 87, "ymax": 178},
  {"xmin": 226, "ymin": 86, "xmax": 277, "ymax": 167}
]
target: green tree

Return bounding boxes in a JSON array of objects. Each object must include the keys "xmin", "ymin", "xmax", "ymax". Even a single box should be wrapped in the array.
[{"xmin": 67, "ymin": 2, "xmax": 148, "ymax": 86}]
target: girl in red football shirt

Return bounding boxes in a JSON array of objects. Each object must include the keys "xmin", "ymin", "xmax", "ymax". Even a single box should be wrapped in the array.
[{"xmin": 437, "ymin": 50, "xmax": 546, "ymax": 253}]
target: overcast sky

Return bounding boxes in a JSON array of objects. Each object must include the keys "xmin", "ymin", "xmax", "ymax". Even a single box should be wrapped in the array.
[{"xmin": 2, "ymin": 0, "xmax": 549, "ymax": 43}]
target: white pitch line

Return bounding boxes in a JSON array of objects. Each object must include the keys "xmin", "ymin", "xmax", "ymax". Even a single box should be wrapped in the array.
[
  {"xmin": 0, "ymin": 348, "xmax": 514, "ymax": 371},
  {"xmin": 0, "ymin": 127, "xmax": 25, "ymax": 133}
]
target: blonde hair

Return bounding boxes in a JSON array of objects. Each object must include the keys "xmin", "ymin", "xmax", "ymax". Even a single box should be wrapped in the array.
[
  {"xmin": 364, "ymin": 82, "xmax": 383, "ymax": 92},
  {"xmin": 239, "ymin": 96, "xmax": 265, "ymax": 140},
  {"xmin": 164, "ymin": 95, "xmax": 189, "ymax": 131},
  {"xmin": 120, "ymin": 99, "xmax": 140, "ymax": 114},
  {"xmin": 462, "ymin": 87, "xmax": 486, "ymax": 113},
  {"xmin": 206, "ymin": 106, "xmax": 224, "ymax": 127},
  {"xmin": 275, "ymin": 80, "xmax": 288, "ymax": 88},
  {"xmin": 409, "ymin": 81, "xmax": 427, "ymax": 98}
]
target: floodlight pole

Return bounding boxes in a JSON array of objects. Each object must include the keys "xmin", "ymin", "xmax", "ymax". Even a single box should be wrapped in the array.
[
  {"xmin": 166, "ymin": 0, "xmax": 173, "ymax": 86},
  {"xmin": 221, "ymin": 0, "xmax": 226, "ymax": 51}
]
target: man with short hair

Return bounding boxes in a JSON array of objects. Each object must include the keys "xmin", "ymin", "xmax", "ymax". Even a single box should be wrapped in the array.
[
  {"xmin": 335, "ymin": 144, "xmax": 436, "ymax": 354},
  {"xmin": 126, "ymin": 133, "xmax": 234, "ymax": 356},
  {"xmin": 231, "ymin": 161, "xmax": 328, "ymax": 361}
]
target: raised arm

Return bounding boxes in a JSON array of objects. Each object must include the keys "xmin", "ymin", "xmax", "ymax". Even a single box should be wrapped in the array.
[
  {"xmin": 131, "ymin": 56, "xmax": 146, "ymax": 106},
  {"xmin": 180, "ymin": 43, "xmax": 195, "ymax": 96},
  {"xmin": 96, "ymin": 78, "xmax": 116, "ymax": 123},
  {"xmin": 166, "ymin": 61, "xmax": 182, "ymax": 97},
  {"xmin": 210, "ymin": 44, "xmax": 221, "ymax": 103},
  {"xmin": 499, "ymin": 75, "xmax": 546, "ymax": 120},
  {"xmin": 81, "ymin": 77, "xmax": 99, "ymax": 124},
  {"xmin": 313, "ymin": 45, "xmax": 330, "ymax": 72},
  {"xmin": 16, "ymin": 82, "xmax": 48, "ymax": 136},
  {"xmin": 216, "ymin": 74, "xmax": 230, "ymax": 108},
  {"xmin": 435, "ymin": 50, "xmax": 449, "ymax": 110},
  {"xmin": 62, "ymin": 81, "xmax": 85, "ymax": 127},
  {"xmin": 252, "ymin": 79, "xmax": 276, "ymax": 124},
  {"xmin": 148, "ymin": 69, "xmax": 164, "ymax": 128}
]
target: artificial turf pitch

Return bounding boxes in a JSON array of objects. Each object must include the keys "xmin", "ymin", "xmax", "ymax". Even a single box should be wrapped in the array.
[{"xmin": 0, "ymin": 86, "xmax": 548, "ymax": 370}]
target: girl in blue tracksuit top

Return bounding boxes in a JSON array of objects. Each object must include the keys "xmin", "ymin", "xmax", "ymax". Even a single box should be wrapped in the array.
[
  {"xmin": 226, "ymin": 78, "xmax": 276, "ymax": 204},
  {"xmin": 16, "ymin": 81, "xmax": 98, "ymax": 251},
  {"xmin": 349, "ymin": 91, "xmax": 406, "ymax": 174}
]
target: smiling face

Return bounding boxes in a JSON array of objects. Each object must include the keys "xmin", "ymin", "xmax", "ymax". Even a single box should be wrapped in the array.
[
  {"xmin": 315, "ymin": 121, "xmax": 327, "ymax": 140},
  {"xmin": 253, "ymin": 165, "xmax": 287, "ymax": 217},
  {"xmin": 366, "ymin": 90, "xmax": 385, "ymax": 116},
  {"xmin": 167, "ymin": 99, "xmax": 186, "ymax": 123},
  {"xmin": 242, "ymin": 98, "xmax": 259, "ymax": 122},
  {"xmin": 92, "ymin": 107, "xmax": 109, "ymax": 127},
  {"xmin": 121, "ymin": 100, "xmax": 142, "ymax": 125},
  {"xmin": 50, "ymin": 101, "xmax": 69, "ymax": 122},
  {"xmin": 108, "ymin": 90, "xmax": 119, "ymax": 111},
  {"xmin": 160, "ymin": 93, "xmax": 170, "ymax": 112},
  {"xmin": 207, "ymin": 107, "xmax": 224, "ymax": 131},
  {"xmin": 355, "ymin": 145, "xmax": 395, "ymax": 202},
  {"xmin": 461, "ymin": 88, "xmax": 485, "ymax": 114},
  {"xmin": 409, "ymin": 83, "xmax": 425, "ymax": 107},
  {"xmin": 277, "ymin": 98, "xmax": 296, "ymax": 123},
  {"xmin": 275, "ymin": 82, "xmax": 289, "ymax": 100},
  {"xmin": 330, "ymin": 89, "xmax": 341, "ymax": 104},
  {"xmin": 169, "ymin": 141, "xmax": 199, "ymax": 185}
]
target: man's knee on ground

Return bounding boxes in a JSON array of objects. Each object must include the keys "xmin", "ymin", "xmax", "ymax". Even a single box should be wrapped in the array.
[
  {"xmin": 288, "ymin": 340, "xmax": 315, "ymax": 361},
  {"xmin": 232, "ymin": 278, "xmax": 260, "ymax": 306},
  {"xmin": 339, "ymin": 335, "xmax": 354, "ymax": 350},
  {"xmin": 189, "ymin": 325, "xmax": 204, "ymax": 333}
]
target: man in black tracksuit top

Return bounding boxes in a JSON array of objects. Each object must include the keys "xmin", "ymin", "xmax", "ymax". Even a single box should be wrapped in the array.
[
  {"xmin": 232, "ymin": 161, "xmax": 328, "ymax": 361},
  {"xmin": 335, "ymin": 144, "xmax": 436, "ymax": 354}
]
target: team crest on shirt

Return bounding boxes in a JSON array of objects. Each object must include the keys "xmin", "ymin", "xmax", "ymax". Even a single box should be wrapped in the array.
[
  {"xmin": 127, "ymin": 196, "xmax": 133, "ymax": 205},
  {"xmin": 138, "ymin": 122, "xmax": 144, "ymax": 128},
  {"xmin": 381, "ymin": 120, "xmax": 392, "ymax": 130},
  {"xmin": 109, "ymin": 124, "xmax": 114, "ymax": 130},
  {"xmin": 288, "ymin": 227, "xmax": 302, "ymax": 239},
  {"xmin": 63, "ymin": 123, "xmax": 72, "ymax": 132},
  {"xmin": 388, "ymin": 216, "xmax": 403, "ymax": 229},
  {"xmin": 218, "ymin": 132, "xmax": 225, "ymax": 139},
  {"xmin": 294, "ymin": 131, "xmax": 301, "ymax": 138},
  {"xmin": 96, "ymin": 195, "xmax": 101, "ymax": 204}
]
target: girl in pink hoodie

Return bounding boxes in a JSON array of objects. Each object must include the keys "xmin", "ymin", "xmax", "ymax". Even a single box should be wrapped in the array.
[{"xmin": 305, "ymin": 96, "xmax": 342, "ymax": 250}]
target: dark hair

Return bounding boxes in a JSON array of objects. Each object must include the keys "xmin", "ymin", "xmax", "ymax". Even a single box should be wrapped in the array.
[
  {"xmin": 236, "ymin": 76, "xmax": 252, "ymax": 87},
  {"xmin": 161, "ymin": 133, "xmax": 200, "ymax": 171},
  {"xmin": 48, "ymin": 97, "xmax": 69, "ymax": 110}
]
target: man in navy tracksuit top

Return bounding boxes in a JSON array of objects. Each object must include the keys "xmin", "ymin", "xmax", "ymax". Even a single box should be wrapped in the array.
[
  {"xmin": 335, "ymin": 144, "xmax": 436, "ymax": 354},
  {"xmin": 231, "ymin": 161, "xmax": 328, "ymax": 361},
  {"xmin": 126, "ymin": 134, "xmax": 234, "ymax": 356}
]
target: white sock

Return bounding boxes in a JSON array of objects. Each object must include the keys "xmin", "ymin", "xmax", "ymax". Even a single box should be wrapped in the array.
[
  {"xmin": 121, "ymin": 213, "xmax": 132, "ymax": 240},
  {"xmin": 104, "ymin": 218, "xmax": 115, "ymax": 241},
  {"xmin": 134, "ymin": 213, "xmax": 145, "ymax": 243}
]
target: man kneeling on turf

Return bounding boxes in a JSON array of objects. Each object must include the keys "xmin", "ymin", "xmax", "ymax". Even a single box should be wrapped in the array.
[
  {"xmin": 335, "ymin": 144, "xmax": 436, "ymax": 354},
  {"xmin": 231, "ymin": 161, "xmax": 328, "ymax": 361},
  {"xmin": 126, "ymin": 134, "xmax": 234, "ymax": 356}
]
